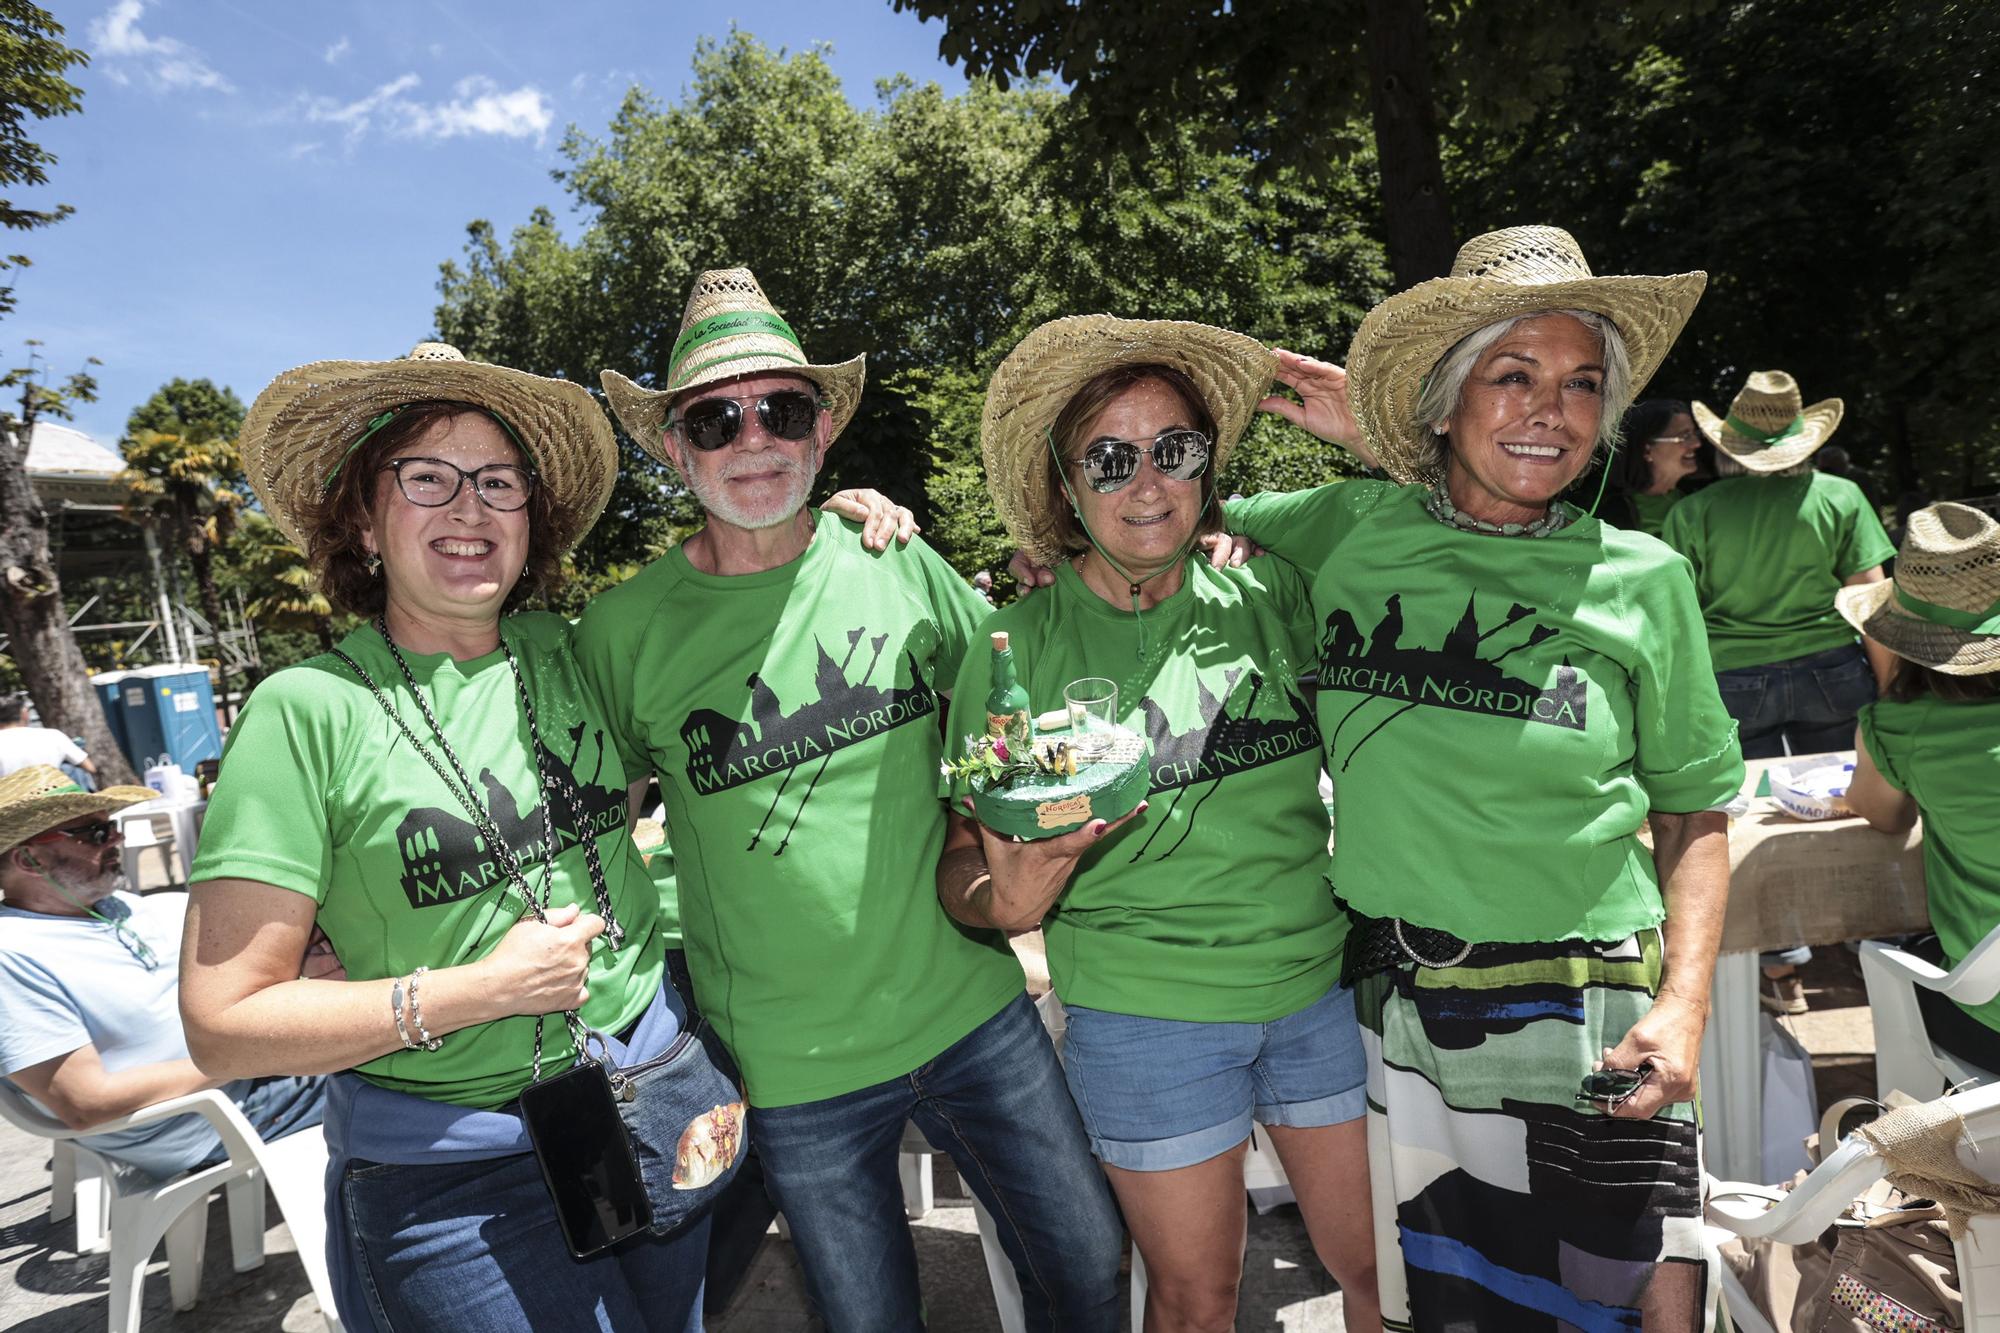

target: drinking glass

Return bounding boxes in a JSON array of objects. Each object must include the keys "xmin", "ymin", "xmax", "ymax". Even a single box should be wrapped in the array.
[{"xmin": 1063, "ymin": 678, "xmax": 1118, "ymax": 760}]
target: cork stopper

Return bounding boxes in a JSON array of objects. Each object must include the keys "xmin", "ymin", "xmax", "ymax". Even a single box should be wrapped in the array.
[{"xmin": 991, "ymin": 631, "xmax": 1010, "ymax": 651}]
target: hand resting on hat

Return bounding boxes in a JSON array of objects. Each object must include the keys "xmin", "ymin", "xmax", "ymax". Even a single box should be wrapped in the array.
[{"xmin": 1255, "ymin": 349, "xmax": 1381, "ymax": 471}]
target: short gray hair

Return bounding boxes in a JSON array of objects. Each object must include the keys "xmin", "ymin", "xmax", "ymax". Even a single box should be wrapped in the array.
[
  {"xmin": 1410, "ymin": 309, "xmax": 1635, "ymax": 479},
  {"xmin": 1713, "ymin": 450, "xmax": 1812, "ymax": 478}
]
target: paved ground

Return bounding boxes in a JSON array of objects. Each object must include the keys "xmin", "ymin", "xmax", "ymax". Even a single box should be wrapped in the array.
[{"xmin": 0, "ymin": 867, "xmax": 1875, "ymax": 1333}]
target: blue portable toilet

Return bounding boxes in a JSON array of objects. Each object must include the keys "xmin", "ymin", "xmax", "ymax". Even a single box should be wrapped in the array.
[
  {"xmin": 117, "ymin": 665, "xmax": 222, "ymax": 773},
  {"xmin": 90, "ymin": 670, "xmax": 134, "ymax": 768}
]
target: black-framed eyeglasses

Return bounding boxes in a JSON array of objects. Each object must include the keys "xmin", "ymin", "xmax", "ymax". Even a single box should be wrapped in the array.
[
  {"xmin": 669, "ymin": 390, "xmax": 824, "ymax": 452},
  {"xmin": 377, "ymin": 457, "xmax": 538, "ymax": 511},
  {"xmin": 29, "ymin": 819, "xmax": 119, "ymax": 848},
  {"xmin": 1070, "ymin": 429, "xmax": 1212, "ymax": 495},
  {"xmin": 1576, "ymin": 1062, "xmax": 1653, "ymax": 1110}
]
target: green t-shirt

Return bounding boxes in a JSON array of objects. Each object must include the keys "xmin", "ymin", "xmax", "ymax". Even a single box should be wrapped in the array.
[
  {"xmin": 1629, "ymin": 489, "xmax": 1684, "ymax": 539},
  {"xmin": 572, "ymin": 518, "xmax": 1024, "ymax": 1109},
  {"xmin": 947, "ymin": 558, "xmax": 1345, "ymax": 1023},
  {"xmin": 190, "ymin": 614, "xmax": 664, "ymax": 1109},
  {"xmin": 643, "ymin": 829, "xmax": 681, "ymax": 952},
  {"xmin": 1659, "ymin": 472, "xmax": 1896, "ymax": 671},
  {"xmin": 1229, "ymin": 480, "xmax": 1744, "ymax": 943},
  {"xmin": 1859, "ymin": 696, "xmax": 2000, "ymax": 1034}
]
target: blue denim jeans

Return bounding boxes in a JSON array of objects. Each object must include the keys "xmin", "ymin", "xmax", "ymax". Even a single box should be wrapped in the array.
[
  {"xmin": 1714, "ymin": 641, "xmax": 1876, "ymax": 761},
  {"xmin": 753, "ymin": 992, "xmax": 1123, "ymax": 1332},
  {"xmin": 343, "ymin": 1148, "xmax": 710, "ymax": 1332}
]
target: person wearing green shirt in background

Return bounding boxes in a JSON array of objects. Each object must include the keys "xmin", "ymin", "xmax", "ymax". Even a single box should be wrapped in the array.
[
  {"xmin": 177, "ymin": 344, "xmax": 723, "ymax": 1332},
  {"xmin": 1841, "ymin": 503, "xmax": 2000, "ymax": 1077},
  {"xmin": 1660, "ymin": 370, "xmax": 1898, "ymax": 1015},
  {"xmin": 945, "ymin": 317, "xmax": 1379, "ymax": 1331},
  {"xmin": 579, "ymin": 269, "xmax": 1122, "ymax": 1332},
  {"xmin": 1593, "ymin": 397, "xmax": 1699, "ymax": 537},
  {"xmin": 1226, "ymin": 227, "xmax": 1742, "ymax": 1333}
]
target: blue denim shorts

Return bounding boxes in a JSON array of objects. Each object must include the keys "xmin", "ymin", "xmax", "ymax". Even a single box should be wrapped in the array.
[{"xmin": 1061, "ymin": 982, "xmax": 1366, "ymax": 1172}]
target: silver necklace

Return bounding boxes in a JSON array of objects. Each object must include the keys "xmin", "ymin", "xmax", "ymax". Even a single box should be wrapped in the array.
[{"xmin": 1424, "ymin": 486, "xmax": 1571, "ymax": 538}]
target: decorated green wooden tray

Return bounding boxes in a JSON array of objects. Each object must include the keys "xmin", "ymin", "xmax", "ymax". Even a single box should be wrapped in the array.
[{"xmin": 948, "ymin": 724, "xmax": 1152, "ymax": 841}]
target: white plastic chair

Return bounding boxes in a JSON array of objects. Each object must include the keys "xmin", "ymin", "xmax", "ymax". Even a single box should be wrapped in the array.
[
  {"xmin": 114, "ymin": 809, "xmax": 179, "ymax": 888},
  {"xmin": 1858, "ymin": 924, "xmax": 2000, "ymax": 1101},
  {"xmin": 1708, "ymin": 1081, "xmax": 2000, "ymax": 1332},
  {"xmin": 0, "ymin": 1081, "xmax": 341, "ymax": 1332}
]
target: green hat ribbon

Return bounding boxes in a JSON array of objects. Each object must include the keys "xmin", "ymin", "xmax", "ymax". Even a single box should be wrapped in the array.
[
  {"xmin": 1723, "ymin": 412, "xmax": 1806, "ymax": 449},
  {"xmin": 1893, "ymin": 584, "xmax": 2000, "ymax": 634},
  {"xmin": 669, "ymin": 312, "xmax": 807, "ymax": 388}
]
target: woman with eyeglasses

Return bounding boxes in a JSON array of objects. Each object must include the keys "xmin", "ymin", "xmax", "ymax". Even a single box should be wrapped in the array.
[
  {"xmin": 940, "ymin": 318, "xmax": 1380, "ymax": 1331},
  {"xmin": 177, "ymin": 343, "xmax": 910, "ymax": 1333},
  {"xmin": 1594, "ymin": 397, "xmax": 1699, "ymax": 537}
]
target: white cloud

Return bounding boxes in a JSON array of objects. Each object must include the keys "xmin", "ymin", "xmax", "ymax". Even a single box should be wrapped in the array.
[
  {"xmin": 89, "ymin": 0, "xmax": 233, "ymax": 93},
  {"xmin": 324, "ymin": 36, "xmax": 351, "ymax": 65},
  {"xmin": 304, "ymin": 74, "xmax": 552, "ymax": 145}
]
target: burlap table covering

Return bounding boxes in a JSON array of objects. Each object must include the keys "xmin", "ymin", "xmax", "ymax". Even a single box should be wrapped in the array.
[{"xmin": 1718, "ymin": 753, "xmax": 1929, "ymax": 954}]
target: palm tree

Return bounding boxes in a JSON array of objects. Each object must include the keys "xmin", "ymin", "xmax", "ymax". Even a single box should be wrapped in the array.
[
  {"xmin": 233, "ymin": 514, "xmax": 337, "ymax": 652},
  {"xmin": 119, "ymin": 426, "xmax": 246, "ymax": 677}
]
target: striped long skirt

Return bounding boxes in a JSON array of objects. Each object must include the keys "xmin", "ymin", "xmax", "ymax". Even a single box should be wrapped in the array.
[{"xmin": 1354, "ymin": 929, "xmax": 1712, "ymax": 1332}]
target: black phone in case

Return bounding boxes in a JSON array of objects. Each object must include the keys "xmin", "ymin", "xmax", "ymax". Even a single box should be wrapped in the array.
[{"xmin": 518, "ymin": 1060, "xmax": 652, "ymax": 1257}]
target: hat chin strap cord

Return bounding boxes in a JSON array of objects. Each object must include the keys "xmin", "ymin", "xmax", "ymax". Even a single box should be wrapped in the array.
[{"xmin": 1047, "ymin": 429, "xmax": 1213, "ymax": 663}]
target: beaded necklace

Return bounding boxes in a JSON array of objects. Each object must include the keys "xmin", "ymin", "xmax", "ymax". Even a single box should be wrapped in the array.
[{"xmin": 1423, "ymin": 485, "xmax": 1572, "ymax": 538}]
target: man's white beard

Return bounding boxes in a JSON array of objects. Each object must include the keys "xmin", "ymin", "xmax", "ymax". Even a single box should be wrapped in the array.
[{"xmin": 686, "ymin": 457, "xmax": 814, "ymax": 532}]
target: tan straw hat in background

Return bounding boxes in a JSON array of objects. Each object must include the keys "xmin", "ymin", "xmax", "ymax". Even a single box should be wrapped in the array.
[
  {"xmin": 238, "ymin": 342, "xmax": 618, "ymax": 557},
  {"xmin": 982, "ymin": 316, "xmax": 1278, "ymax": 568},
  {"xmin": 1836, "ymin": 503, "xmax": 2000, "ymax": 675},
  {"xmin": 1693, "ymin": 370, "xmax": 1844, "ymax": 473},
  {"xmin": 600, "ymin": 267, "xmax": 866, "ymax": 466},
  {"xmin": 1344, "ymin": 225, "xmax": 1707, "ymax": 485},
  {"xmin": 0, "ymin": 766, "xmax": 159, "ymax": 856}
]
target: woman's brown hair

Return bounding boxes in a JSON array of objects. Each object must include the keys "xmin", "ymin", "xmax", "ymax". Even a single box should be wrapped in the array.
[
  {"xmin": 302, "ymin": 401, "xmax": 563, "ymax": 618},
  {"xmin": 1884, "ymin": 657, "xmax": 2000, "ymax": 704},
  {"xmin": 1040, "ymin": 363, "xmax": 1223, "ymax": 560}
]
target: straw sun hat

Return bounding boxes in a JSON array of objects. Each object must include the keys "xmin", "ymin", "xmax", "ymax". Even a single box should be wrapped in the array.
[
  {"xmin": 1693, "ymin": 370, "xmax": 1844, "ymax": 473},
  {"xmin": 600, "ymin": 267, "xmax": 866, "ymax": 467},
  {"xmin": 238, "ymin": 343, "xmax": 617, "ymax": 557},
  {"xmin": 1836, "ymin": 503, "xmax": 2000, "ymax": 675},
  {"xmin": 1344, "ymin": 225, "xmax": 1707, "ymax": 484},
  {"xmin": 0, "ymin": 766, "xmax": 158, "ymax": 856},
  {"xmin": 982, "ymin": 316, "xmax": 1278, "ymax": 568}
]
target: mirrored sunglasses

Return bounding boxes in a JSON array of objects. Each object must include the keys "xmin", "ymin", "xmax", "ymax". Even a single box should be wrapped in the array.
[
  {"xmin": 378, "ymin": 457, "xmax": 537, "ymax": 511},
  {"xmin": 1074, "ymin": 430, "xmax": 1212, "ymax": 494},
  {"xmin": 671, "ymin": 390, "xmax": 823, "ymax": 452}
]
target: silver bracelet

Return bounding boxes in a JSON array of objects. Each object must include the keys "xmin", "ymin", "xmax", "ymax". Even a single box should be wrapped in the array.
[
  {"xmin": 408, "ymin": 965, "xmax": 443, "ymax": 1053},
  {"xmin": 390, "ymin": 978, "xmax": 419, "ymax": 1050}
]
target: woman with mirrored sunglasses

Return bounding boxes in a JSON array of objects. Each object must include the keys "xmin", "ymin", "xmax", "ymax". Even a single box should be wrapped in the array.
[{"xmin": 940, "ymin": 317, "xmax": 1381, "ymax": 1330}]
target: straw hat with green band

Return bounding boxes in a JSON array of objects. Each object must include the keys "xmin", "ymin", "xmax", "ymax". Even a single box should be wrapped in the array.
[
  {"xmin": 1692, "ymin": 370, "xmax": 1844, "ymax": 473},
  {"xmin": 1837, "ymin": 502, "xmax": 2000, "ymax": 675},
  {"xmin": 600, "ymin": 267, "xmax": 866, "ymax": 466},
  {"xmin": 237, "ymin": 342, "xmax": 618, "ymax": 557},
  {"xmin": 0, "ymin": 766, "xmax": 159, "ymax": 856}
]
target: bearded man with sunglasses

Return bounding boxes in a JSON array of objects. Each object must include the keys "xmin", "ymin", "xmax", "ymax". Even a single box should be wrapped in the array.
[
  {"xmin": 0, "ymin": 766, "xmax": 328, "ymax": 1181},
  {"xmin": 583, "ymin": 269, "xmax": 1122, "ymax": 1331}
]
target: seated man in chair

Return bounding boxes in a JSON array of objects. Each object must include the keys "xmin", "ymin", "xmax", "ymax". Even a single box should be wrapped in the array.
[{"xmin": 0, "ymin": 766, "xmax": 329, "ymax": 1181}]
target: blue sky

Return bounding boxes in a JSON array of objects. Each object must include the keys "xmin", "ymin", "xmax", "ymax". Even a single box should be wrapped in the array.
[{"xmin": 15, "ymin": 2, "xmax": 967, "ymax": 448}]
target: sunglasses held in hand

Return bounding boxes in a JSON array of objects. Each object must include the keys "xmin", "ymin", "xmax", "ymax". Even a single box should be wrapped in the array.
[{"xmin": 1576, "ymin": 1061, "xmax": 1654, "ymax": 1110}]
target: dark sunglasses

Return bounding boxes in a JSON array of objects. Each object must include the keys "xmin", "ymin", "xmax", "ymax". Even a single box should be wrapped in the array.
[
  {"xmin": 1071, "ymin": 429, "xmax": 1212, "ymax": 495},
  {"xmin": 30, "ymin": 819, "xmax": 119, "ymax": 848},
  {"xmin": 670, "ymin": 390, "xmax": 824, "ymax": 452},
  {"xmin": 378, "ymin": 457, "xmax": 537, "ymax": 512},
  {"xmin": 1575, "ymin": 1062, "xmax": 1653, "ymax": 1110}
]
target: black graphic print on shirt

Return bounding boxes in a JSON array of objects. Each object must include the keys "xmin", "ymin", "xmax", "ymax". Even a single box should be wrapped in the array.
[
  {"xmin": 1318, "ymin": 592, "xmax": 1590, "ymax": 770},
  {"xmin": 395, "ymin": 720, "xmax": 628, "ymax": 910},
  {"xmin": 1125, "ymin": 667, "xmax": 1322, "ymax": 862}
]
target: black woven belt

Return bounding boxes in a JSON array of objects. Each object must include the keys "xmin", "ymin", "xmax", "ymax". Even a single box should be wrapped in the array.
[{"xmin": 1342, "ymin": 909, "xmax": 1505, "ymax": 986}]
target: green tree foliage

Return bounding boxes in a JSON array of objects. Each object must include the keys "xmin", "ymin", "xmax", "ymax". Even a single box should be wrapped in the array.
[
  {"xmin": 435, "ymin": 33, "xmax": 1388, "ymax": 593},
  {"xmin": 0, "ymin": 1, "xmax": 86, "ymax": 318},
  {"xmin": 1447, "ymin": 0, "xmax": 2000, "ymax": 503},
  {"xmin": 125, "ymin": 376, "xmax": 246, "ymax": 444}
]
